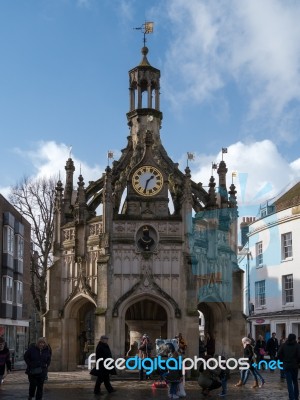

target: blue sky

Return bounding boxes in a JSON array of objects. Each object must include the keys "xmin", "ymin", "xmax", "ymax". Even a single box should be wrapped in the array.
[{"xmin": 1, "ymin": 0, "xmax": 300, "ymax": 218}]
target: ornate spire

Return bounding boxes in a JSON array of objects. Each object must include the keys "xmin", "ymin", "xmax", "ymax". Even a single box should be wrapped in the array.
[
  {"xmin": 206, "ymin": 176, "xmax": 217, "ymax": 209},
  {"xmin": 64, "ymin": 157, "xmax": 75, "ymax": 202},
  {"xmin": 217, "ymin": 160, "xmax": 228, "ymax": 206},
  {"xmin": 76, "ymin": 174, "xmax": 85, "ymax": 205},
  {"xmin": 55, "ymin": 179, "xmax": 63, "ymax": 209},
  {"xmin": 229, "ymin": 183, "xmax": 237, "ymax": 208},
  {"xmin": 182, "ymin": 166, "xmax": 193, "ymax": 206},
  {"xmin": 139, "ymin": 46, "xmax": 151, "ymax": 67}
]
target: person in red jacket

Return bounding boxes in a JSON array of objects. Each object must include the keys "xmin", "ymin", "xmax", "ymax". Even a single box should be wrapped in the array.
[{"xmin": 0, "ymin": 337, "xmax": 11, "ymax": 384}]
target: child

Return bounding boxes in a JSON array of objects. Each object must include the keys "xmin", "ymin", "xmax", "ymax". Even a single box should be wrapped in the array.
[{"xmin": 0, "ymin": 337, "xmax": 11, "ymax": 384}]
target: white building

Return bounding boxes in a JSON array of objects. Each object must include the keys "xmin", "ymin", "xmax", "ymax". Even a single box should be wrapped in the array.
[{"xmin": 239, "ymin": 182, "xmax": 300, "ymax": 343}]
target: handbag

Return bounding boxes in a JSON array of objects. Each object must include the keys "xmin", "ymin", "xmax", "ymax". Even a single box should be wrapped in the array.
[
  {"xmin": 259, "ymin": 348, "xmax": 266, "ymax": 356},
  {"xmin": 90, "ymin": 367, "xmax": 101, "ymax": 377},
  {"xmin": 29, "ymin": 367, "xmax": 43, "ymax": 375}
]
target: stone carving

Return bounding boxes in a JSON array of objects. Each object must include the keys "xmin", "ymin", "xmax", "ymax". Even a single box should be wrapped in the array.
[
  {"xmin": 89, "ymin": 223, "xmax": 103, "ymax": 236},
  {"xmin": 138, "ymin": 226, "xmax": 155, "ymax": 251},
  {"xmin": 169, "ymin": 223, "xmax": 179, "ymax": 233},
  {"xmin": 63, "ymin": 228, "xmax": 75, "ymax": 241},
  {"xmin": 158, "ymin": 223, "xmax": 167, "ymax": 233}
]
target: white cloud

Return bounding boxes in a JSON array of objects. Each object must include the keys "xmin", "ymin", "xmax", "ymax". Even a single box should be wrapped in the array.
[
  {"xmin": 187, "ymin": 139, "xmax": 300, "ymax": 216},
  {"xmin": 162, "ymin": 0, "xmax": 300, "ymax": 142},
  {"xmin": 2, "ymin": 139, "xmax": 299, "ymax": 221},
  {"xmin": 13, "ymin": 141, "xmax": 104, "ymax": 187}
]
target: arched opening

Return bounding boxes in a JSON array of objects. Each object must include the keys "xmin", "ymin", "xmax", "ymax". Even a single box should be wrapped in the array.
[
  {"xmin": 63, "ymin": 295, "xmax": 96, "ymax": 370},
  {"xmin": 125, "ymin": 299, "xmax": 167, "ymax": 355},
  {"xmin": 78, "ymin": 301, "xmax": 95, "ymax": 364},
  {"xmin": 197, "ymin": 301, "xmax": 229, "ymax": 357},
  {"xmin": 139, "ymin": 79, "xmax": 148, "ymax": 108}
]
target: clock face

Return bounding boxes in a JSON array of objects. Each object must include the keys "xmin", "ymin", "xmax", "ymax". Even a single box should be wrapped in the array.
[{"xmin": 132, "ymin": 166, "xmax": 163, "ymax": 196}]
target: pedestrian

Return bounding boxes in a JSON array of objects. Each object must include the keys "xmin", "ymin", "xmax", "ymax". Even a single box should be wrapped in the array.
[
  {"xmin": 93, "ymin": 335, "xmax": 116, "ymax": 395},
  {"xmin": 78, "ymin": 331, "xmax": 88, "ymax": 365},
  {"xmin": 24, "ymin": 337, "xmax": 51, "ymax": 400},
  {"xmin": 235, "ymin": 337, "xmax": 265, "ymax": 388},
  {"xmin": 280, "ymin": 336, "xmax": 286, "ymax": 346},
  {"xmin": 218, "ymin": 355, "xmax": 230, "ymax": 397},
  {"xmin": 199, "ymin": 338, "xmax": 206, "ymax": 357},
  {"xmin": 278, "ymin": 338, "xmax": 286, "ymax": 380},
  {"xmin": 205, "ymin": 333, "xmax": 215, "ymax": 357},
  {"xmin": 198, "ymin": 357, "xmax": 221, "ymax": 396},
  {"xmin": 176, "ymin": 333, "xmax": 187, "ymax": 356},
  {"xmin": 254, "ymin": 334, "xmax": 266, "ymax": 367},
  {"xmin": 278, "ymin": 333, "xmax": 300, "ymax": 400},
  {"xmin": 165, "ymin": 343, "xmax": 183, "ymax": 399},
  {"xmin": 266, "ymin": 332, "xmax": 279, "ymax": 372},
  {"xmin": 0, "ymin": 337, "xmax": 11, "ymax": 385},
  {"xmin": 138, "ymin": 334, "xmax": 153, "ymax": 380},
  {"xmin": 247, "ymin": 332, "xmax": 255, "ymax": 347}
]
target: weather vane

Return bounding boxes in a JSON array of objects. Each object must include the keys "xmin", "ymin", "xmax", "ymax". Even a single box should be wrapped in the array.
[
  {"xmin": 187, "ymin": 152, "xmax": 195, "ymax": 167},
  {"xmin": 221, "ymin": 147, "xmax": 228, "ymax": 161},
  {"xmin": 211, "ymin": 162, "xmax": 218, "ymax": 175},
  {"xmin": 134, "ymin": 21, "xmax": 154, "ymax": 47},
  {"xmin": 107, "ymin": 150, "xmax": 114, "ymax": 167}
]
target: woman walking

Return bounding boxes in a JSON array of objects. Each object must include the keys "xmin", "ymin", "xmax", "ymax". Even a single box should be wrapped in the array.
[
  {"xmin": 24, "ymin": 337, "xmax": 51, "ymax": 400},
  {"xmin": 235, "ymin": 337, "xmax": 265, "ymax": 388}
]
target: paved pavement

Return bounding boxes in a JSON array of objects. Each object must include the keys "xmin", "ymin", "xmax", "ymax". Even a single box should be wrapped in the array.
[{"xmin": 0, "ymin": 368, "xmax": 291, "ymax": 399}]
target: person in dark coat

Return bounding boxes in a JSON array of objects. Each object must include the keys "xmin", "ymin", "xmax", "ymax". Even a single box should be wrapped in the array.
[
  {"xmin": 266, "ymin": 332, "xmax": 279, "ymax": 368},
  {"xmin": 278, "ymin": 333, "xmax": 300, "ymax": 400},
  {"xmin": 165, "ymin": 343, "xmax": 183, "ymax": 399},
  {"xmin": 199, "ymin": 338, "xmax": 206, "ymax": 357},
  {"xmin": 205, "ymin": 333, "xmax": 215, "ymax": 357},
  {"xmin": 24, "ymin": 337, "xmax": 51, "ymax": 400},
  {"xmin": 0, "ymin": 337, "xmax": 11, "ymax": 384},
  {"xmin": 254, "ymin": 335, "xmax": 266, "ymax": 367},
  {"xmin": 93, "ymin": 335, "xmax": 116, "ymax": 395}
]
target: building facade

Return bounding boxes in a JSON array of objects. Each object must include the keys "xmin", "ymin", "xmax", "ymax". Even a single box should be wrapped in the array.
[
  {"xmin": 45, "ymin": 46, "xmax": 245, "ymax": 371},
  {"xmin": 241, "ymin": 182, "xmax": 300, "ymax": 342},
  {"xmin": 0, "ymin": 193, "xmax": 31, "ymax": 364}
]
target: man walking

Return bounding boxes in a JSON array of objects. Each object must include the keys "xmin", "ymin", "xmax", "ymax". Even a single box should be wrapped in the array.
[
  {"xmin": 93, "ymin": 335, "xmax": 116, "ymax": 395},
  {"xmin": 278, "ymin": 333, "xmax": 300, "ymax": 400},
  {"xmin": 266, "ymin": 332, "xmax": 279, "ymax": 371}
]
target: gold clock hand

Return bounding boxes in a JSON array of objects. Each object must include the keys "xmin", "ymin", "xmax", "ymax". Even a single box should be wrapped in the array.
[{"xmin": 144, "ymin": 175, "xmax": 154, "ymax": 192}]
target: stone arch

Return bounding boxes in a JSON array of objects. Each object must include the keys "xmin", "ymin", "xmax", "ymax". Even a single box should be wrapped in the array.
[
  {"xmin": 62, "ymin": 294, "xmax": 96, "ymax": 370},
  {"xmin": 198, "ymin": 301, "xmax": 231, "ymax": 357},
  {"xmin": 113, "ymin": 293, "xmax": 176, "ymax": 357}
]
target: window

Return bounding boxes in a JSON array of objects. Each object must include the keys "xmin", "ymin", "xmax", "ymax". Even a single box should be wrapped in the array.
[
  {"xmin": 282, "ymin": 274, "xmax": 294, "ymax": 304},
  {"xmin": 14, "ymin": 281, "xmax": 23, "ymax": 305},
  {"xmin": 3, "ymin": 226, "xmax": 14, "ymax": 255},
  {"xmin": 255, "ymin": 280, "xmax": 265, "ymax": 307},
  {"xmin": 14, "ymin": 235, "xmax": 24, "ymax": 260},
  {"xmin": 2, "ymin": 276, "xmax": 13, "ymax": 303},
  {"xmin": 256, "ymin": 241, "xmax": 263, "ymax": 267},
  {"xmin": 282, "ymin": 232, "xmax": 293, "ymax": 260}
]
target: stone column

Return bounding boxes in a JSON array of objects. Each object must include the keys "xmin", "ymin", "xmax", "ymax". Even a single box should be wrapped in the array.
[{"xmin": 95, "ymin": 256, "xmax": 109, "ymax": 341}]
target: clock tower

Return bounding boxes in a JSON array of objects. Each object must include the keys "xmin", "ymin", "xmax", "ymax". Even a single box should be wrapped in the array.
[{"xmin": 46, "ymin": 42, "xmax": 245, "ymax": 371}]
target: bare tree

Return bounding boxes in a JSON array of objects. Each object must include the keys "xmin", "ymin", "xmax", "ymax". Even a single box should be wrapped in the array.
[{"xmin": 9, "ymin": 176, "xmax": 56, "ymax": 334}]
